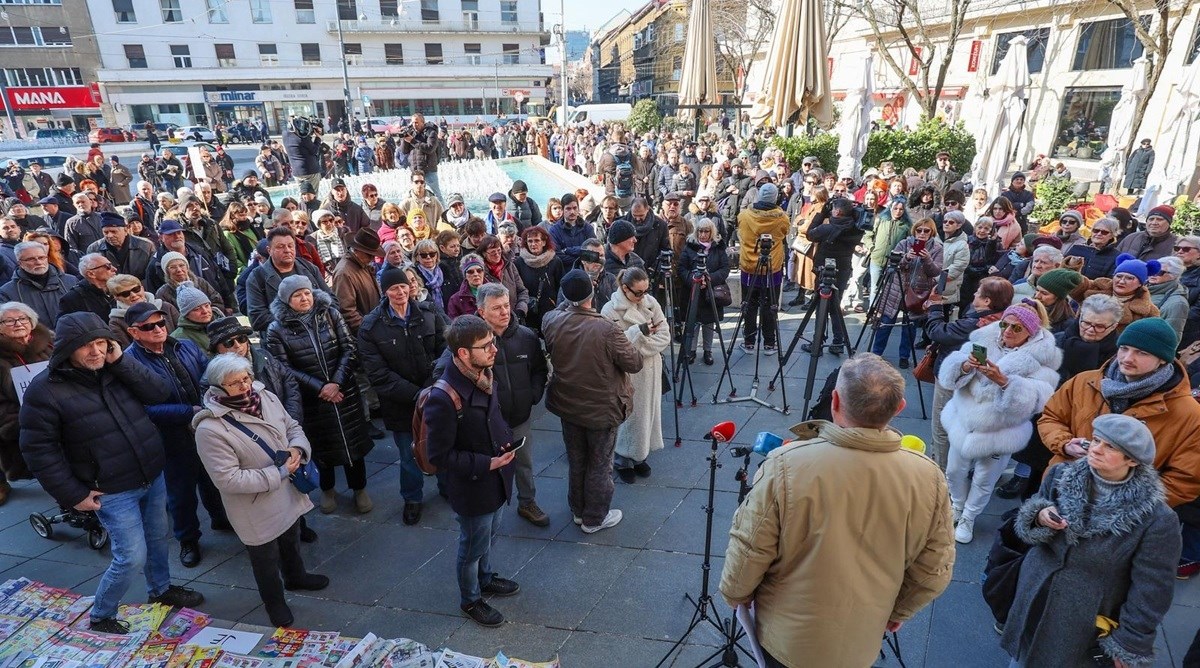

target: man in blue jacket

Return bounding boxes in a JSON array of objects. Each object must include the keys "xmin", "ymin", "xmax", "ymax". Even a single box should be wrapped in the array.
[
  {"xmin": 124, "ymin": 301, "xmax": 229, "ymax": 569},
  {"xmin": 548, "ymin": 193, "xmax": 595, "ymax": 266},
  {"xmin": 424, "ymin": 315, "xmax": 519, "ymax": 628},
  {"xmin": 19, "ymin": 312, "xmax": 204, "ymax": 634}
]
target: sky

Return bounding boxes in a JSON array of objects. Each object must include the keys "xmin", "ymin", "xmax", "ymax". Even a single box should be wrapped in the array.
[{"xmin": 561, "ymin": 0, "xmax": 650, "ymax": 34}]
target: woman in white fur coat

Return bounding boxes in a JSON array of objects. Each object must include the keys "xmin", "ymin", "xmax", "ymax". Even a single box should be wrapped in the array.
[
  {"xmin": 601, "ymin": 267, "xmax": 671, "ymax": 484},
  {"xmin": 938, "ymin": 299, "xmax": 1062, "ymax": 544}
]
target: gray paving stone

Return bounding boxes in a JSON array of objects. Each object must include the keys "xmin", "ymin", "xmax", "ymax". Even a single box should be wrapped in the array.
[
  {"xmin": 239, "ymin": 592, "xmax": 373, "ymax": 632},
  {"xmin": 347, "ymin": 606, "xmax": 465, "ymax": 651},
  {"xmin": 314, "ymin": 524, "xmax": 457, "ymax": 605},
  {"xmin": 488, "ymin": 541, "xmax": 638, "ymax": 628},
  {"xmin": 646, "ymin": 488, "xmax": 738, "ymax": 557},
  {"xmin": 0, "ymin": 516, "xmax": 82, "ymax": 558},
  {"xmin": 557, "ymin": 631, "xmax": 700, "ymax": 668},
  {"xmin": 0, "ymin": 557, "xmax": 102, "ymax": 591},
  {"xmin": 0, "ymin": 485, "xmax": 58, "ymax": 532},
  {"xmin": 181, "ymin": 581, "xmax": 267, "ymax": 624},
  {"xmin": 564, "ymin": 483, "xmax": 687, "ymax": 550},
  {"xmin": 924, "ymin": 580, "xmax": 1013, "ymax": 667},
  {"xmin": 444, "ymin": 621, "xmax": 571, "ymax": 663}
]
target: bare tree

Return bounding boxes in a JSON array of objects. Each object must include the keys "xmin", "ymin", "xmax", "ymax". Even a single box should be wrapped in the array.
[
  {"xmin": 566, "ymin": 60, "xmax": 594, "ymax": 103},
  {"xmin": 711, "ymin": 0, "xmax": 776, "ymax": 104},
  {"xmin": 824, "ymin": 0, "xmax": 853, "ymax": 53},
  {"xmin": 1102, "ymin": 0, "xmax": 1198, "ymax": 155}
]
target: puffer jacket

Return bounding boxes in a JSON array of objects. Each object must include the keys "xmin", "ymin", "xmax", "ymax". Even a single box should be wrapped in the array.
[
  {"xmin": 19, "ymin": 313, "xmax": 170, "ymax": 508},
  {"xmin": 940, "ymin": 231, "xmax": 970, "ymax": 303},
  {"xmin": 251, "ymin": 345, "xmax": 301, "ymax": 422},
  {"xmin": 719, "ymin": 420, "xmax": 954, "ymax": 668},
  {"xmin": 357, "ymin": 299, "xmax": 445, "ymax": 431},
  {"xmin": 542, "ymin": 304, "xmax": 643, "ymax": 429},
  {"xmin": 1039, "ymin": 359, "xmax": 1200, "ymax": 508},
  {"xmin": 124, "ymin": 337, "xmax": 209, "ymax": 444},
  {"xmin": 508, "ymin": 192, "xmax": 542, "ymax": 231},
  {"xmin": 265, "ymin": 291, "xmax": 373, "ymax": 466},
  {"xmin": 434, "ymin": 316, "xmax": 547, "ymax": 427},
  {"xmin": 0, "ymin": 267, "xmax": 77, "ymax": 328},
  {"xmin": 0, "ymin": 324, "xmax": 52, "ymax": 480},
  {"xmin": 923, "ymin": 306, "xmax": 1003, "ymax": 374},
  {"xmin": 245, "ymin": 257, "xmax": 330, "ymax": 332},
  {"xmin": 938, "ymin": 323, "xmax": 1062, "ymax": 459}
]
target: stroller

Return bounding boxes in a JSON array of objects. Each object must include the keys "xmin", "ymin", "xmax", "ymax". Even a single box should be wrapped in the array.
[{"xmin": 29, "ymin": 507, "xmax": 109, "ymax": 551}]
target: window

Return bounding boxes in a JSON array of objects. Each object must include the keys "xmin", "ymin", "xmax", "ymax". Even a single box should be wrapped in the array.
[
  {"xmin": 500, "ymin": 0, "xmax": 517, "ymax": 24},
  {"xmin": 1073, "ymin": 16, "xmax": 1147, "ymax": 70},
  {"xmin": 250, "ymin": 0, "xmax": 272, "ymax": 23},
  {"xmin": 112, "ymin": 0, "xmax": 136, "ymax": 23},
  {"xmin": 992, "ymin": 28, "xmax": 1050, "ymax": 74},
  {"xmin": 258, "ymin": 42, "xmax": 278, "ymax": 66},
  {"xmin": 420, "ymin": 0, "xmax": 438, "ymax": 21},
  {"xmin": 343, "ymin": 42, "xmax": 363, "ymax": 65},
  {"xmin": 160, "ymin": 0, "xmax": 181, "ymax": 22},
  {"xmin": 1052, "ymin": 87, "xmax": 1122, "ymax": 160},
  {"xmin": 171, "ymin": 44, "xmax": 192, "ymax": 68},
  {"xmin": 380, "ymin": 0, "xmax": 398, "ymax": 17},
  {"xmin": 294, "ymin": 0, "xmax": 314, "ymax": 23},
  {"xmin": 463, "ymin": 97, "xmax": 484, "ymax": 114},
  {"xmin": 465, "ymin": 42, "xmax": 481, "ymax": 65},
  {"xmin": 385, "ymin": 43, "xmax": 404, "ymax": 65},
  {"xmin": 0, "ymin": 0, "xmax": 62, "ymax": 4},
  {"xmin": 300, "ymin": 42, "xmax": 321, "ymax": 65},
  {"xmin": 206, "ymin": 0, "xmax": 228, "ymax": 23},
  {"xmin": 124, "ymin": 44, "xmax": 147, "ymax": 68},
  {"xmin": 674, "ymin": 24, "xmax": 684, "ymax": 43},
  {"xmin": 337, "ymin": 0, "xmax": 356, "ymax": 21},
  {"xmin": 41, "ymin": 27, "xmax": 70, "ymax": 45},
  {"xmin": 461, "ymin": 0, "xmax": 477, "ymax": 10},
  {"xmin": 1188, "ymin": 19, "xmax": 1200, "ymax": 64},
  {"xmin": 672, "ymin": 55, "xmax": 682, "ymax": 80},
  {"xmin": 425, "ymin": 43, "xmax": 443, "ymax": 64},
  {"xmin": 463, "ymin": 10, "xmax": 478, "ymax": 28},
  {"xmin": 215, "ymin": 43, "xmax": 236, "ymax": 67},
  {"xmin": 502, "ymin": 43, "xmax": 519, "ymax": 64}
]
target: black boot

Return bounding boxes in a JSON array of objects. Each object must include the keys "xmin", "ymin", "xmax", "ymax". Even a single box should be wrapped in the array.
[
  {"xmin": 788, "ymin": 291, "xmax": 810, "ymax": 307},
  {"xmin": 995, "ymin": 475, "xmax": 1028, "ymax": 499}
]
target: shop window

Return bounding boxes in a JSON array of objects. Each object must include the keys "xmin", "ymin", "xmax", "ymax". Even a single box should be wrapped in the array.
[
  {"xmin": 1052, "ymin": 87, "xmax": 1122, "ymax": 160},
  {"xmin": 425, "ymin": 43, "xmax": 443, "ymax": 65},
  {"xmin": 438, "ymin": 99, "xmax": 462, "ymax": 115},
  {"xmin": 500, "ymin": 0, "xmax": 517, "ymax": 24},
  {"xmin": 1073, "ymin": 16, "xmax": 1147, "ymax": 71},
  {"xmin": 294, "ymin": 0, "xmax": 314, "ymax": 24},
  {"xmin": 124, "ymin": 44, "xmax": 147, "ymax": 68},
  {"xmin": 414, "ymin": 99, "xmax": 437, "ymax": 115},
  {"xmin": 465, "ymin": 43, "xmax": 481, "ymax": 65},
  {"xmin": 250, "ymin": 0, "xmax": 272, "ymax": 24},
  {"xmin": 385, "ymin": 43, "xmax": 404, "ymax": 65},
  {"xmin": 992, "ymin": 28, "xmax": 1049, "ymax": 75},
  {"xmin": 215, "ymin": 43, "xmax": 236, "ymax": 67},
  {"xmin": 171, "ymin": 44, "xmax": 192, "ymax": 68},
  {"xmin": 129, "ymin": 105, "xmax": 154, "ymax": 123},
  {"xmin": 420, "ymin": 0, "xmax": 438, "ymax": 22},
  {"xmin": 463, "ymin": 98, "xmax": 484, "ymax": 115},
  {"xmin": 160, "ymin": 0, "xmax": 182, "ymax": 23},
  {"xmin": 259, "ymin": 43, "xmax": 278, "ymax": 66},
  {"xmin": 502, "ymin": 43, "xmax": 519, "ymax": 65},
  {"xmin": 112, "ymin": 0, "xmax": 136, "ymax": 23}
]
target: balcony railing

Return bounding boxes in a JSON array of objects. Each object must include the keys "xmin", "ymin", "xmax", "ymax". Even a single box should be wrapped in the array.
[{"xmin": 326, "ymin": 18, "xmax": 546, "ymax": 34}]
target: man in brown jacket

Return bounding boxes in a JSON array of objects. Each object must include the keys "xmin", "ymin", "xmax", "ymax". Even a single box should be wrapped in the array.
[
  {"xmin": 542, "ymin": 269, "xmax": 643, "ymax": 534},
  {"xmin": 720, "ymin": 354, "xmax": 955, "ymax": 667},
  {"xmin": 331, "ymin": 228, "xmax": 383, "ymax": 335}
]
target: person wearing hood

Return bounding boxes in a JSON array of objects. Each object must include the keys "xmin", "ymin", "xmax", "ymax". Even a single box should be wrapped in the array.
[
  {"xmin": 1147, "ymin": 255, "xmax": 1189, "ymax": 339},
  {"xmin": 59, "ymin": 252, "xmax": 117, "ymax": 322},
  {"xmin": 441, "ymin": 192, "xmax": 471, "ymax": 231},
  {"xmin": 0, "ymin": 301, "xmax": 51, "ymax": 502},
  {"xmin": 1002, "ymin": 413, "xmax": 1179, "ymax": 667},
  {"xmin": 1116, "ymin": 205, "xmax": 1178, "ymax": 261},
  {"xmin": 20, "ymin": 311, "xmax": 203, "ymax": 634},
  {"xmin": 0, "ymin": 240, "xmax": 78, "ymax": 328},
  {"xmin": 1064, "ymin": 253, "xmax": 1161, "ymax": 332},
  {"xmin": 1053, "ymin": 210, "xmax": 1086, "ymax": 254},
  {"xmin": 265, "ymin": 275, "xmax": 374, "ymax": 515},
  {"xmin": 737, "ymin": 183, "xmax": 790, "ymax": 354},
  {"xmin": 938, "ymin": 299, "xmax": 1063, "ymax": 543},
  {"xmin": 507, "ymin": 180, "xmax": 542, "ymax": 231}
]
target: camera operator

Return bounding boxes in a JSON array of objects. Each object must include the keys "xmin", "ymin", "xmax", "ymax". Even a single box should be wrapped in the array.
[
  {"xmin": 737, "ymin": 184, "xmax": 789, "ymax": 354},
  {"xmin": 283, "ymin": 117, "xmax": 324, "ymax": 191},
  {"xmin": 397, "ymin": 114, "xmax": 443, "ymax": 197},
  {"xmin": 800, "ymin": 198, "xmax": 865, "ymax": 354}
]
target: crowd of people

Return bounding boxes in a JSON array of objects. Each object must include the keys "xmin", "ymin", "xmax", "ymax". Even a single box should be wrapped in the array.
[{"xmin": 2, "ymin": 112, "xmax": 1200, "ymax": 666}]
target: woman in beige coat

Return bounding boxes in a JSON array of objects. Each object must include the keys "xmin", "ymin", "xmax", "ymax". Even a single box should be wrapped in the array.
[{"xmin": 194, "ymin": 353, "xmax": 328, "ymax": 629}]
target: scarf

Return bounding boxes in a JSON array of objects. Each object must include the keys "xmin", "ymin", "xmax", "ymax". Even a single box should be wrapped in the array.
[
  {"xmin": 486, "ymin": 258, "xmax": 504, "ymax": 279},
  {"xmin": 453, "ymin": 356, "xmax": 493, "ymax": 394},
  {"xmin": 518, "ymin": 247, "xmax": 556, "ymax": 269},
  {"xmin": 417, "ymin": 263, "xmax": 444, "ymax": 303},
  {"xmin": 215, "ymin": 389, "xmax": 263, "ymax": 419},
  {"xmin": 1101, "ymin": 361, "xmax": 1175, "ymax": 413},
  {"xmin": 445, "ymin": 209, "xmax": 470, "ymax": 229}
]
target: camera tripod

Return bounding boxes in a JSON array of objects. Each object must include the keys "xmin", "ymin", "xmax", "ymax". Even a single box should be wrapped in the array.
[
  {"xmin": 852, "ymin": 258, "xmax": 928, "ymax": 418},
  {"xmin": 649, "ymin": 251, "xmax": 683, "ymax": 447},
  {"xmin": 674, "ymin": 256, "xmax": 730, "ymax": 422},
  {"xmin": 773, "ymin": 260, "xmax": 854, "ymax": 417},
  {"xmin": 712, "ymin": 240, "xmax": 789, "ymax": 415}
]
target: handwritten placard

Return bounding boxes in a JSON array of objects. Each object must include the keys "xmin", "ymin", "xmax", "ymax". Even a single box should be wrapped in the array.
[
  {"xmin": 188, "ymin": 626, "xmax": 263, "ymax": 654},
  {"xmin": 10, "ymin": 361, "xmax": 48, "ymax": 405}
]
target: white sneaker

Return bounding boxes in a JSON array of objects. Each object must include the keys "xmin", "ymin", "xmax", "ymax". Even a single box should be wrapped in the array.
[
  {"xmin": 572, "ymin": 515, "xmax": 582, "ymax": 526},
  {"xmin": 955, "ymin": 517, "xmax": 975, "ymax": 544},
  {"xmin": 952, "ymin": 506, "xmax": 962, "ymax": 525},
  {"xmin": 581, "ymin": 509, "xmax": 622, "ymax": 534}
]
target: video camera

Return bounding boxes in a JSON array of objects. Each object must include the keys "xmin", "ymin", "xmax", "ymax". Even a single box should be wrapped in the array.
[
  {"xmin": 887, "ymin": 248, "xmax": 904, "ymax": 266},
  {"xmin": 758, "ymin": 234, "xmax": 773, "ymax": 255},
  {"xmin": 657, "ymin": 248, "xmax": 673, "ymax": 272}
]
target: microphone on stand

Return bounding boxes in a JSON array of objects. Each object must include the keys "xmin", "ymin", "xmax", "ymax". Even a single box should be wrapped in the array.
[{"xmin": 707, "ymin": 421, "xmax": 736, "ymax": 443}]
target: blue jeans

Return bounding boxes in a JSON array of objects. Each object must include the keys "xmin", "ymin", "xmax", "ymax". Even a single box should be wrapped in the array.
[
  {"xmin": 91, "ymin": 475, "xmax": 173, "ymax": 621},
  {"xmin": 162, "ymin": 435, "xmax": 227, "ymax": 542},
  {"xmin": 393, "ymin": 431, "xmax": 424, "ymax": 503},
  {"xmin": 455, "ymin": 506, "xmax": 504, "ymax": 606},
  {"xmin": 871, "ymin": 314, "xmax": 915, "ymax": 360},
  {"xmin": 424, "ymin": 171, "xmax": 441, "ymax": 199},
  {"xmin": 1182, "ymin": 522, "xmax": 1200, "ymax": 562}
]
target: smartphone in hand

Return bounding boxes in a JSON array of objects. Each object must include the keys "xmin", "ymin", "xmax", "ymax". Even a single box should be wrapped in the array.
[
  {"xmin": 503, "ymin": 437, "xmax": 528, "ymax": 454},
  {"xmin": 971, "ymin": 344, "xmax": 987, "ymax": 365}
]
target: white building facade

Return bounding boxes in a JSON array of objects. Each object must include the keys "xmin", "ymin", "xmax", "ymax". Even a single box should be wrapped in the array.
[{"xmin": 87, "ymin": 0, "xmax": 553, "ymax": 132}]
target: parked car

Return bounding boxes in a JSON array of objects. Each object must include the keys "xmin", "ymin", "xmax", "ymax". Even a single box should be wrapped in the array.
[
  {"xmin": 28, "ymin": 128, "xmax": 86, "ymax": 143},
  {"xmin": 126, "ymin": 122, "xmax": 180, "ymax": 141},
  {"xmin": 173, "ymin": 126, "xmax": 218, "ymax": 142},
  {"xmin": 88, "ymin": 127, "xmax": 130, "ymax": 144},
  {"xmin": 0, "ymin": 154, "xmax": 70, "ymax": 193}
]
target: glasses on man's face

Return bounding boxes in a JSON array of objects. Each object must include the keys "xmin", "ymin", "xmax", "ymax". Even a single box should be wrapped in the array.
[
  {"xmin": 90, "ymin": 263, "xmax": 116, "ymax": 273},
  {"xmin": 115, "ymin": 285, "xmax": 143, "ymax": 299},
  {"xmin": 1080, "ymin": 319, "xmax": 1115, "ymax": 333},
  {"xmin": 220, "ymin": 335, "xmax": 249, "ymax": 348},
  {"xmin": 0, "ymin": 316, "xmax": 30, "ymax": 328},
  {"xmin": 998, "ymin": 321, "xmax": 1025, "ymax": 334},
  {"xmin": 418, "ymin": 251, "xmax": 438, "ymax": 259},
  {"xmin": 19, "ymin": 255, "xmax": 47, "ymax": 265},
  {"xmin": 134, "ymin": 319, "xmax": 167, "ymax": 332},
  {"xmin": 469, "ymin": 338, "xmax": 497, "ymax": 350}
]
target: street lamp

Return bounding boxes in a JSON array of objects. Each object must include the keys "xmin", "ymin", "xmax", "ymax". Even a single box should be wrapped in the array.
[{"xmin": 334, "ymin": 10, "xmax": 354, "ymax": 124}]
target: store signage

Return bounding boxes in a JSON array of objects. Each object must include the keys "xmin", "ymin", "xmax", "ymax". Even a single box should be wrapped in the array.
[
  {"xmin": 205, "ymin": 90, "xmax": 318, "ymax": 104},
  {"xmin": 211, "ymin": 91, "xmax": 258, "ymax": 102},
  {"xmin": 968, "ymin": 41, "xmax": 982, "ymax": 73},
  {"xmin": 6, "ymin": 86, "xmax": 100, "ymax": 110},
  {"xmin": 908, "ymin": 47, "xmax": 922, "ymax": 76},
  {"xmin": 502, "ymin": 89, "xmax": 531, "ymax": 98}
]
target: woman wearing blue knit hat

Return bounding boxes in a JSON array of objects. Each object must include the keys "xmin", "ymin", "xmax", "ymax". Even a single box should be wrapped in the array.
[{"xmin": 1061, "ymin": 252, "xmax": 1160, "ymax": 333}]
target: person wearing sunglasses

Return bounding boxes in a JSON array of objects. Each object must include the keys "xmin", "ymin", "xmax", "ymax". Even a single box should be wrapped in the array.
[
  {"xmin": 398, "ymin": 170, "xmax": 445, "ymax": 229},
  {"xmin": 59, "ymin": 252, "xmax": 118, "ymax": 322},
  {"xmin": 1062, "ymin": 217, "xmax": 1122, "ymax": 280},
  {"xmin": 938, "ymin": 299, "xmax": 1062, "ymax": 544},
  {"xmin": 106, "ymin": 274, "xmax": 178, "ymax": 348}
]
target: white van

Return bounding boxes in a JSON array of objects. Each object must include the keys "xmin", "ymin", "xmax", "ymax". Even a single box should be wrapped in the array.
[{"xmin": 565, "ymin": 103, "xmax": 632, "ymax": 127}]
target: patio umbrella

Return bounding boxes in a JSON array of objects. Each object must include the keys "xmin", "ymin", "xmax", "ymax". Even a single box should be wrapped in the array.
[
  {"xmin": 968, "ymin": 35, "xmax": 1030, "ymax": 198},
  {"xmin": 1098, "ymin": 57, "xmax": 1149, "ymax": 192},
  {"xmin": 835, "ymin": 52, "xmax": 874, "ymax": 180},
  {"xmin": 677, "ymin": 0, "xmax": 719, "ymax": 124},
  {"xmin": 748, "ymin": 0, "xmax": 833, "ymax": 129},
  {"xmin": 1139, "ymin": 58, "xmax": 1200, "ymax": 213}
]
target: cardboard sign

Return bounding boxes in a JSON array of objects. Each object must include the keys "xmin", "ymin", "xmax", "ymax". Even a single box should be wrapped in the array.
[
  {"xmin": 10, "ymin": 361, "xmax": 48, "ymax": 405},
  {"xmin": 188, "ymin": 626, "xmax": 263, "ymax": 654}
]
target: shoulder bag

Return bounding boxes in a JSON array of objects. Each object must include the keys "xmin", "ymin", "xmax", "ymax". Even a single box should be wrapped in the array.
[
  {"xmin": 912, "ymin": 343, "xmax": 939, "ymax": 383},
  {"xmin": 981, "ymin": 509, "xmax": 1033, "ymax": 625},
  {"xmin": 221, "ymin": 414, "xmax": 320, "ymax": 494}
]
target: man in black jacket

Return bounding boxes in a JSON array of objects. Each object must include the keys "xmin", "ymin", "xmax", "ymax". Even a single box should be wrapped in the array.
[
  {"xmin": 88, "ymin": 212, "xmax": 155, "ymax": 279},
  {"xmin": 283, "ymin": 118, "xmax": 323, "ymax": 192},
  {"xmin": 398, "ymin": 114, "xmax": 443, "ymax": 197},
  {"xmin": 320, "ymin": 178, "xmax": 371, "ymax": 235},
  {"xmin": 19, "ymin": 312, "xmax": 203, "ymax": 634},
  {"xmin": 245, "ymin": 227, "xmax": 330, "ymax": 331},
  {"xmin": 622, "ymin": 198, "xmax": 670, "ymax": 271},
  {"xmin": 59, "ymin": 253, "xmax": 116, "ymax": 321},
  {"xmin": 800, "ymin": 198, "xmax": 863, "ymax": 354},
  {"xmin": 424, "ymin": 315, "xmax": 518, "ymax": 628},
  {"xmin": 358, "ymin": 266, "xmax": 447, "ymax": 526}
]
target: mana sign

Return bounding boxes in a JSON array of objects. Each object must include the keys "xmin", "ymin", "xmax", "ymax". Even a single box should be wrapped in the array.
[{"xmin": 6, "ymin": 86, "xmax": 100, "ymax": 111}]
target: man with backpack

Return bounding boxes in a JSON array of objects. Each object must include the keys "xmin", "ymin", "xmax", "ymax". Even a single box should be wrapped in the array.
[{"xmin": 597, "ymin": 131, "xmax": 640, "ymax": 212}]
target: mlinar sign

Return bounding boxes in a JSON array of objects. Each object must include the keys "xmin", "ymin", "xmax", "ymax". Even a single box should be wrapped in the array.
[{"xmin": 6, "ymin": 86, "xmax": 100, "ymax": 111}]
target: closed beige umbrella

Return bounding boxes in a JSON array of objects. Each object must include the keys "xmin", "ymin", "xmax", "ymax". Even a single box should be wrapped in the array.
[
  {"xmin": 749, "ymin": 0, "xmax": 833, "ymax": 129},
  {"xmin": 677, "ymin": 0, "xmax": 719, "ymax": 123}
]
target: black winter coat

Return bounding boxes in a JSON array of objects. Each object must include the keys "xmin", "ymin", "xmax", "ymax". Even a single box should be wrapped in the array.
[
  {"xmin": 622, "ymin": 212, "xmax": 671, "ymax": 266},
  {"xmin": 514, "ymin": 251, "xmax": 565, "ymax": 332},
  {"xmin": 1064, "ymin": 242, "xmax": 1121, "ymax": 280},
  {"xmin": 677, "ymin": 241, "xmax": 730, "ymax": 325},
  {"xmin": 438, "ymin": 256, "xmax": 464, "ymax": 313},
  {"xmin": 58, "ymin": 280, "xmax": 114, "ymax": 322},
  {"xmin": 265, "ymin": 291, "xmax": 373, "ymax": 466},
  {"xmin": 251, "ymin": 345, "xmax": 301, "ymax": 422},
  {"xmin": 19, "ymin": 313, "xmax": 170, "ymax": 508},
  {"xmin": 807, "ymin": 211, "xmax": 864, "ymax": 261},
  {"xmin": 357, "ymin": 300, "xmax": 446, "ymax": 430},
  {"xmin": 434, "ymin": 317, "xmax": 547, "ymax": 427},
  {"xmin": 87, "ymin": 236, "xmax": 155, "ymax": 280},
  {"xmin": 1054, "ymin": 319, "xmax": 1119, "ymax": 386}
]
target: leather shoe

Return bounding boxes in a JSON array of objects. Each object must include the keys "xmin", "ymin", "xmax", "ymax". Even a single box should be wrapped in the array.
[
  {"xmin": 995, "ymin": 475, "xmax": 1028, "ymax": 499},
  {"xmin": 616, "ymin": 468, "xmax": 636, "ymax": 484},
  {"xmin": 481, "ymin": 575, "xmax": 520, "ymax": 596},
  {"xmin": 179, "ymin": 540, "xmax": 201, "ymax": 568},
  {"xmin": 801, "ymin": 342, "xmax": 822, "ymax": 356},
  {"xmin": 517, "ymin": 501, "xmax": 550, "ymax": 527},
  {"xmin": 633, "ymin": 461, "xmax": 652, "ymax": 477},
  {"xmin": 284, "ymin": 573, "xmax": 330, "ymax": 591},
  {"xmin": 702, "ymin": 351, "xmax": 714, "ymax": 365},
  {"xmin": 898, "ymin": 358, "xmax": 910, "ymax": 369},
  {"xmin": 265, "ymin": 601, "xmax": 294, "ymax": 628},
  {"xmin": 368, "ymin": 424, "xmax": 386, "ymax": 440},
  {"xmin": 402, "ymin": 502, "xmax": 422, "ymax": 526},
  {"xmin": 299, "ymin": 522, "xmax": 318, "ymax": 543},
  {"xmin": 462, "ymin": 599, "xmax": 504, "ymax": 627}
]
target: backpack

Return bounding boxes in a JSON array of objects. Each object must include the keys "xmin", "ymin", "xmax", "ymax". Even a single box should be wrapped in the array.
[
  {"xmin": 411, "ymin": 379, "xmax": 461, "ymax": 475},
  {"xmin": 614, "ymin": 152, "xmax": 634, "ymax": 198}
]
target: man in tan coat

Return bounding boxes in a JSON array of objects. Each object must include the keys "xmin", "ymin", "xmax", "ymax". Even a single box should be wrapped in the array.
[{"xmin": 720, "ymin": 354, "xmax": 955, "ymax": 667}]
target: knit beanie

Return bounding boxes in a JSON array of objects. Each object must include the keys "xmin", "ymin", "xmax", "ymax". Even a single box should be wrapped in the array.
[
  {"xmin": 560, "ymin": 269, "xmax": 594, "ymax": 306},
  {"xmin": 1113, "ymin": 253, "xmax": 1159, "ymax": 285},
  {"xmin": 1147, "ymin": 205, "xmax": 1175, "ymax": 225},
  {"xmin": 1091, "ymin": 413, "xmax": 1156, "ymax": 466},
  {"xmin": 1117, "ymin": 317, "xmax": 1178, "ymax": 363},
  {"xmin": 1036, "ymin": 268, "xmax": 1083, "ymax": 300},
  {"xmin": 1021, "ymin": 233, "xmax": 1039, "ymax": 254},
  {"xmin": 607, "ymin": 220, "xmax": 636, "ymax": 246},
  {"xmin": 160, "ymin": 251, "xmax": 188, "ymax": 275},
  {"xmin": 277, "ymin": 274, "xmax": 313, "ymax": 305},
  {"xmin": 379, "ymin": 265, "xmax": 410, "ymax": 293},
  {"xmin": 1059, "ymin": 210, "xmax": 1084, "ymax": 226},
  {"xmin": 757, "ymin": 183, "xmax": 779, "ymax": 206},
  {"xmin": 1002, "ymin": 303, "xmax": 1043, "ymax": 336},
  {"xmin": 175, "ymin": 281, "xmax": 210, "ymax": 317},
  {"xmin": 460, "ymin": 253, "xmax": 485, "ymax": 274}
]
